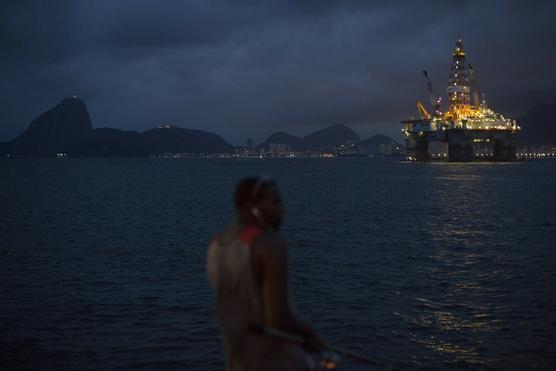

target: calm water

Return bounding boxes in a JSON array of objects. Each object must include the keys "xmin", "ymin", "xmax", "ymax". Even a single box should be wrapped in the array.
[{"xmin": 1, "ymin": 158, "xmax": 555, "ymax": 370}]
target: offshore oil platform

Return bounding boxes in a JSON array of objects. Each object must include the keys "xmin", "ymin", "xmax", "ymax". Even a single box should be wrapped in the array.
[{"xmin": 401, "ymin": 35, "xmax": 520, "ymax": 161}]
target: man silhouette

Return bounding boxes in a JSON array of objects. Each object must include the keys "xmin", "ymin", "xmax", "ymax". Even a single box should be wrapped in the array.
[{"xmin": 207, "ymin": 176, "xmax": 323, "ymax": 370}]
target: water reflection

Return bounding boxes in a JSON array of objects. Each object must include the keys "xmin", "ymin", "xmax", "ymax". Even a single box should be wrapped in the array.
[
  {"xmin": 403, "ymin": 164, "xmax": 508, "ymax": 366},
  {"xmin": 421, "ymin": 337, "xmax": 483, "ymax": 364}
]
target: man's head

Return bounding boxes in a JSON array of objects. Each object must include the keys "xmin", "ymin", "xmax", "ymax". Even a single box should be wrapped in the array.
[{"xmin": 234, "ymin": 176, "xmax": 283, "ymax": 230}]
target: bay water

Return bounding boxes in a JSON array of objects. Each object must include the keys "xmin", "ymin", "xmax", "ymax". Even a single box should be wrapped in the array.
[{"xmin": 1, "ymin": 158, "xmax": 555, "ymax": 370}]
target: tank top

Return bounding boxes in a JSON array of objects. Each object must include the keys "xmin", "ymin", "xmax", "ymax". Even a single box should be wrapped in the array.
[{"xmin": 207, "ymin": 225, "xmax": 314, "ymax": 371}]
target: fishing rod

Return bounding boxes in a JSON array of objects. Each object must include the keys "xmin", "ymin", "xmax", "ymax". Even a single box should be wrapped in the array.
[{"xmin": 250, "ymin": 324, "xmax": 401, "ymax": 370}]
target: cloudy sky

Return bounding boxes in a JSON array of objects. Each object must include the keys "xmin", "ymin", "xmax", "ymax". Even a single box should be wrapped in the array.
[{"xmin": 2, "ymin": 0, "xmax": 555, "ymax": 145}]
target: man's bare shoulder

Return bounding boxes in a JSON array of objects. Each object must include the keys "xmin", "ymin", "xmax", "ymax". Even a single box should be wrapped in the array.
[{"xmin": 252, "ymin": 232, "xmax": 287, "ymax": 262}]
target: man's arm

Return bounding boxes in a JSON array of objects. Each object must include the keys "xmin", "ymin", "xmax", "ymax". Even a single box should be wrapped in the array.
[{"xmin": 252, "ymin": 234, "xmax": 323, "ymax": 349}]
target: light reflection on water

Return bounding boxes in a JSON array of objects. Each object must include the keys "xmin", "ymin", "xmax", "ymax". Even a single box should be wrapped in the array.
[{"xmin": 391, "ymin": 160, "xmax": 554, "ymax": 369}]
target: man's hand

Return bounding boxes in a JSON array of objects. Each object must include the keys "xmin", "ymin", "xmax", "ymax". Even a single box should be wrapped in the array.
[{"xmin": 302, "ymin": 325, "xmax": 327, "ymax": 353}]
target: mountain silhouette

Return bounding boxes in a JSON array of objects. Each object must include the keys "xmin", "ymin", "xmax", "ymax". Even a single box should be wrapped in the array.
[
  {"xmin": 139, "ymin": 125, "xmax": 233, "ymax": 154},
  {"xmin": 76, "ymin": 128, "xmax": 146, "ymax": 157},
  {"xmin": 257, "ymin": 124, "xmax": 361, "ymax": 151},
  {"xmin": 0, "ymin": 98, "xmax": 234, "ymax": 157},
  {"xmin": 360, "ymin": 134, "xmax": 402, "ymax": 149},
  {"xmin": 299, "ymin": 124, "xmax": 360, "ymax": 150},
  {"xmin": 1, "ymin": 97, "xmax": 408, "ymax": 157},
  {"xmin": 359, "ymin": 134, "xmax": 403, "ymax": 155},
  {"xmin": 4, "ymin": 97, "xmax": 92, "ymax": 157}
]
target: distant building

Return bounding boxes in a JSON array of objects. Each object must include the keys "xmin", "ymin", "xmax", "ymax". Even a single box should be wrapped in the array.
[{"xmin": 268, "ymin": 143, "xmax": 291, "ymax": 156}]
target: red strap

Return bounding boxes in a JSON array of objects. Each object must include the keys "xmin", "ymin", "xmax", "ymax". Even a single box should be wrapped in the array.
[{"xmin": 239, "ymin": 225, "xmax": 264, "ymax": 246}]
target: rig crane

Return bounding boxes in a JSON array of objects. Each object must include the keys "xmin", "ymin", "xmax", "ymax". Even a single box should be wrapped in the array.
[
  {"xmin": 468, "ymin": 64, "xmax": 480, "ymax": 108},
  {"xmin": 416, "ymin": 100, "xmax": 431, "ymax": 120},
  {"xmin": 423, "ymin": 70, "xmax": 442, "ymax": 117}
]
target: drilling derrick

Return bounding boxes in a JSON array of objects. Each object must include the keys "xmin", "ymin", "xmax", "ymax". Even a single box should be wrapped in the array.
[{"xmin": 446, "ymin": 36, "xmax": 471, "ymax": 117}]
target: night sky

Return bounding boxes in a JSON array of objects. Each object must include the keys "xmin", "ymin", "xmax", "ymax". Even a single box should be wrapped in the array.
[{"xmin": 2, "ymin": 0, "xmax": 555, "ymax": 145}]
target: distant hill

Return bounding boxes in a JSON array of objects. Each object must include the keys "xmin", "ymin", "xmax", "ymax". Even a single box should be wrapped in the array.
[
  {"xmin": 357, "ymin": 134, "xmax": 403, "ymax": 155},
  {"xmin": 517, "ymin": 102, "xmax": 556, "ymax": 146},
  {"xmin": 3, "ymin": 97, "xmax": 92, "ymax": 157},
  {"xmin": 0, "ymin": 98, "xmax": 234, "ymax": 157},
  {"xmin": 257, "ymin": 131, "xmax": 301, "ymax": 151},
  {"xmin": 76, "ymin": 128, "xmax": 146, "ymax": 157},
  {"xmin": 257, "ymin": 124, "xmax": 361, "ymax": 151},
  {"xmin": 256, "ymin": 125, "xmax": 404, "ymax": 154},
  {"xmin": 1, "ymin": 97, "xmax": 407, "ymax": 157},
  {"xmin": 140, "ymin": 126, "xmax": 233, "ymax": 154},
  {"xmin": 299, "ymin": 124, "xmax": 360, "ymax": 150},
  {"xmin": 360, "ymin": 134, "xmax": 402, "ymax": 149}
]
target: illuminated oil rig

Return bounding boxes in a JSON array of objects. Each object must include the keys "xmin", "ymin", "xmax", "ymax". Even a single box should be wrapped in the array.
[{"xmin": 401, "ymin": 35, "xmax": 521, "ymax": 161}]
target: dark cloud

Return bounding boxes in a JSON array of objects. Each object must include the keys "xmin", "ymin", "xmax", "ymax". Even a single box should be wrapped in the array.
[{"xmin": 1, "ymin": 0, "xmax": 555, "ymax": 144}]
